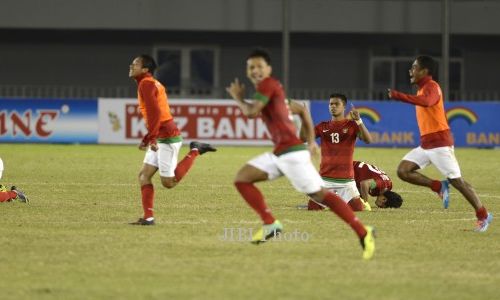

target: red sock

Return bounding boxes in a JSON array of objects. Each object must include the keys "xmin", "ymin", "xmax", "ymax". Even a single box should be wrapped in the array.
[
  {"xmin": 0, "ymin": 191, "xmax": 17, "ymax": 202},
  {"xmin": 174, "ymin": 150, "xmax": 199, "ymax": 182},
  {"xmin": 141, "ymin": 184, "xmax": 154, "ymax": 219},
  {"xmin": 348, "ymin": 198, "xmax": 364, "ymax": 211},
  {"xmin": 476, "ymin": 206, "xmax": 488, "ymax": 220},
  {"xmin": 430, "ymin": 180, "xmax": 442, "ymax": 193},
  {"xmin": 322, "ymin": 192, "xmax": 367, "ymax": 238},
  {"xmin": 234, "ymin": 182, "xmax": 275, "ymax": 224}
]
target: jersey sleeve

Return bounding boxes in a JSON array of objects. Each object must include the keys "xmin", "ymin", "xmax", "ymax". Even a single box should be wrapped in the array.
[
  {"xmin": 139, "ymin": 80, "xmax": 161, "ymax": 144},
  {"xmin": 253, "ymin": 79, "xmax": 274, "ymax": 105},
  {"xmin": 391, "ymin": 83, "xmax": 440, "ymax": 107}
]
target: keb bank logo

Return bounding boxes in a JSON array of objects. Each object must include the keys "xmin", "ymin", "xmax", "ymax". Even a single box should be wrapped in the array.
[
  {"xmin": 356, "ymin": 106, "xmax": 381, "ymax": 124},
  {"xmin": 446, "ymin": 107, "xmax": 478, "ymax": 125},
  {"xmin": 219, "ymin": 227, "xmax": 311, "ymax": 242}
]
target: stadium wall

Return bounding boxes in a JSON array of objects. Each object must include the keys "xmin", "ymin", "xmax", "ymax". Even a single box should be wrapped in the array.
[
  {"xmin": 2, "ymin": 0, "xmax": 500, "ymax": 34},
  {"xmin": 1, "ymin": 98, "xmax": 499, "ymax": 148}
]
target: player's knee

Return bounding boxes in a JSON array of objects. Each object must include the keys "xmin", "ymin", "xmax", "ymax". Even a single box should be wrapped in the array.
[
  {"xmin": 307, "ymin": 189, "xmax": 325, "ymax": 203},
  {"xmin": 397, "ymin": 168, "xmax": 409, "ymax": 181},
  {"xmin": 138, "ymin": 172, "xmax": 152, "ymax": 185},
  {"xmin": 160, "ymin": 177, "xmax": 177, "ymax": 189},
  {"xmin": 449, "ymin": 177, "xmax": 467, "ymax": 189}
]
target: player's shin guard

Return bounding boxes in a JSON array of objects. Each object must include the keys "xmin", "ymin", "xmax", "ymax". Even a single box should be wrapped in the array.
[
  {"xmin": 234, "ymin": 181, "xmax": 275, "ymax": 225},
  {"xmin": 141, "ymin": 184, "xmax": 154, "ymax": 219},
  {"xmin": 322, "ymin": 192, "xmax": 367, "ymax": 238}
]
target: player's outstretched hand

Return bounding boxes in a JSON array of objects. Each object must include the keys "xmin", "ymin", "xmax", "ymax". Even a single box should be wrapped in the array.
[
  {"xmin": 226, "ymin": 78, "xmax": 246, "ymax": 101},
  {"xmin": 387, "ymin": 88, "xmax": 393, "ymax": 99}
]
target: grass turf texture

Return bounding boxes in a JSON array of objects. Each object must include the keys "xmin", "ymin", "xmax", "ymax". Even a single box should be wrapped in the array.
[{"xmin": 0, "ymin": 144, "xmax": 499, "ymax": 300}]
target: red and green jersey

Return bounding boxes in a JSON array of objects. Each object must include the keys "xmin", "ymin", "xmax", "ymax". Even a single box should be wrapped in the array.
[
  {"xmin": 353, "ymin": 161, "xmax": 393, "ymax": 196},
  {"xmin": 136, "ymin": 73, "xmax": 181, "ymax": 145},
  {"xmin": 316, "ymin": 119, "xmax": 359, "ymax": 179},
  {"xmin": 254, "ymin": 77, "xmax": 304, "ymax": 155}
]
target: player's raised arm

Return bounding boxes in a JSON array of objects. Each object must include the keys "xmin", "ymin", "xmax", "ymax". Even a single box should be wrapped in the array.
[
  {"xmin": 289, "ymin": 100, "xmax": 319, "ymax": 155},
  {"xmin": 289, "ymin": 100, "xmax": 313, "ymax": 142},
  {"xmin": 226, "ymin": 78, "xmax": 266, "ymax": 118},
  {"xmin": 349, "ymin": 104, "xmax": 372, "ymax": 144}
]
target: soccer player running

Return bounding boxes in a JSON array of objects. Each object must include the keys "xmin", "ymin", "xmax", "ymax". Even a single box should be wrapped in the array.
[
  {"xmin": 388, "ymin": 55, "xmax": 492, "ymax": 232},
  {"xmin": 353, "ymin": 161, "xmax": 403, "ymax": 209},
  {"xmin": 226, "ymin": 48, "xmax": 375, "ymax": 259},
  {"xmin": 298, "ymin": 94, "xmax": 373, "ymax": 212},
  {"xmin": 128, "ymin": 54, "xmax": 216, "ymax": 225}
]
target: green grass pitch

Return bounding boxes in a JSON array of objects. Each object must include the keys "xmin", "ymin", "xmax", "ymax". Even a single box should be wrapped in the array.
[{"xmin": 0, "ymin": 144, "xmax": 499, "ymax": 300}]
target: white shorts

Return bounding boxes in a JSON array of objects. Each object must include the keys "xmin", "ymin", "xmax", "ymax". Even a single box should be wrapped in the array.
[
  {"xmin": 143, "ymin": 142, "xmax": 182, "ymax": 177},
  {"xmin": 247, "ymin": 150, "xmax": 324, "ymax": 194},
  {"xmin": 0, "ymin": 157, "xmax": 3, "ymax": 179},
  {"xmin": 403, "ymin": 146, "xmax": 461, "ymax": 179},
  {"xmin": 322, "ymin": 180, "xmax": 360, "ymax": 203}
]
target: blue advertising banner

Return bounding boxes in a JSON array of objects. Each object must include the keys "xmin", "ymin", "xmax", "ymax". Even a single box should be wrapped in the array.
[
  {"xmin": 0, "ymin": 98, "xmax": 98, "ymax": 143},
  {"xmin": 310, "ymin": 100, "xmax": 500, "ymax": 148}
]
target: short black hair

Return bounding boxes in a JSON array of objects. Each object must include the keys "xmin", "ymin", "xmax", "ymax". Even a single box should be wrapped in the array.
[
  {"xmin": 138, "ymin": 54, "xmax": 157, "ymax": 74},
  {"xmin": 415, "ymin": 55, "xmax": 437, "ymax": 77},
  {"xmin": 329, "ymin": 93, "xmax": 347, "ymax": 106},
  {"xmin": 383, "ymin": 190, "xmax": 403, "ymax": 208},
  {"xmin": 247, "ymin": 48, "xmax": 272, "ymax": 65}
]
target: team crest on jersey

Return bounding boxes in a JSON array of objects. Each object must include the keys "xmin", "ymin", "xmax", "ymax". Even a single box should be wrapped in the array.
[{"xmin": 342, "ymin": 128, "xmax": 348, "ymax": 133}]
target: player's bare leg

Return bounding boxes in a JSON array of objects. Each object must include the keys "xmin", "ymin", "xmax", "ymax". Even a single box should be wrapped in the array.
[
  {"xmin": 448, "ymin": 178, "xmax": 482, "ymax": 210},
  {"xmin": 448, "ymin": 177, "xmax": 492, "ymax": 232},
  {"xmin": 160, "ymin": 176, "xmax": 177, "ymax": 189},
  {"xmin": 397, "ymin": 160, "xmax": 435, "ymax": 187},
  {"xmin": 398, "ymin": 160, "xmax": 450, "ymax": 207}
]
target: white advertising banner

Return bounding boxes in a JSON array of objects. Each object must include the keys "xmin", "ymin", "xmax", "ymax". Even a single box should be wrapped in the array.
[{"xmin": 98, "ymin": 98, "xmax": 308, "ymax": 145}]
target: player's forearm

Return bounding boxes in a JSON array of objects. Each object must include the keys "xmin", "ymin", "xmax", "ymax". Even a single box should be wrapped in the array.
[
  {"xmin": 359, "ymin": 181, "xmax": 370, "ymax": 202},
  {"xmin": 234, "ymin": 98, "xmax": 259, "ymax": 118},
  {"xmin": 357, "ymin": 122, "xmax": 372, "ymax": 144},
  {"xmin": 299, "ymin": 111, "xmax": 316, "ymax": 145}
]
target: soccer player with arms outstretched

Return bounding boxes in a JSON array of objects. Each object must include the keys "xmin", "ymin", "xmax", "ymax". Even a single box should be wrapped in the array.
[
  {"xmin": 388, "ymin": 55, "xmax": 492, "ymax": 231},
  {"xmin": 226, "ymin": 48, "xmax": 376, "ymax": 259},
  {"xmin": 128, "ymin": 54, "xmax": 216, "ymax": 225}
]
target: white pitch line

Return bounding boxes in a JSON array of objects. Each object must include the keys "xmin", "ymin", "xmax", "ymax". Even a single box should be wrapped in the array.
[{"xmin": 0, "ymin": 218, "xmax": 477, "ymax": 226}]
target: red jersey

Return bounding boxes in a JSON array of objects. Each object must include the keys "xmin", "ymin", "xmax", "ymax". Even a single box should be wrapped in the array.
[
  {"xmin": 136, "ymin": 73, "xmax": 181, "ymax": 145},
  {"xmin": 255, "ymin": 77, "xmax": 304, "ymax": 155},
  {"xmin": 316, "ymin": 119, "xmax": 359, "ymax": 179},
  {"xmin": 353, "ymin": 161, "xmax": 392, "ymax": 196},
  {"xmin": 390, "ymin": 76, "xmax": 453, "ymax": 149}
]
